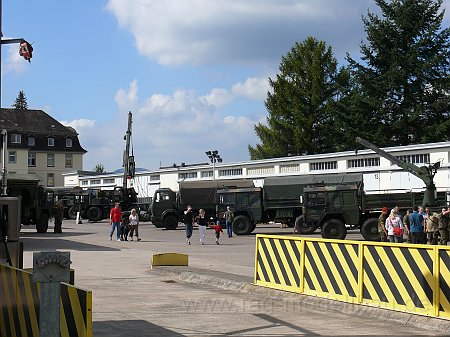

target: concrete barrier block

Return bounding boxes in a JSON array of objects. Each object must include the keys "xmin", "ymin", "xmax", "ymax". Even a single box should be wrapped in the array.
[{"xmin": 151, "ymin": 253, "xmax": 188, "ymax": 267}]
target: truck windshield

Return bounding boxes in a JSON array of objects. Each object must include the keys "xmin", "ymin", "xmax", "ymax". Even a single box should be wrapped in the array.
[{"xmin": 307, "ymin": 192, "xmax": 326, "ymax": 206}]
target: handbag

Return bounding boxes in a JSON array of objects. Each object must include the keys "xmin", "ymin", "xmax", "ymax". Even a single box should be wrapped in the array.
[{"xmin": 391, "ymin": 219, "xmax": 404, "ymax": 237}]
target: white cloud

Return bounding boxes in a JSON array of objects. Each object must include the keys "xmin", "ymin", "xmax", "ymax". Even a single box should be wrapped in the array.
[
  {"xmin": 201, "ymin": 88, "xmax": 233, "ymax": 108},
  {"xmin": 232, "ymin": 76, "xmax": 270, "ymax": 100},
  {"xmin": 115, "ymin": 79, "xmax": 138, "ymax": 112},
  {"xmin": 3, "ymin": 45, "xmax": 27, "ymax": 75},
  {"xmin": 80, "ymin": 80, "xmax": 261, "ymax": 171},
  {"xmin": 106, "ymin": 0, "xmax": 375, "ymax": 66}
]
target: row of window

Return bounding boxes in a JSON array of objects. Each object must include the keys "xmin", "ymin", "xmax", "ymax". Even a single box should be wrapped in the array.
[
  {"xmin": 8, "ymin": 151, "xmax": 73, "ymax": 168},
  {"xmin": 10, "ymin": 134, "xmax": 73, "ymax": 148}
]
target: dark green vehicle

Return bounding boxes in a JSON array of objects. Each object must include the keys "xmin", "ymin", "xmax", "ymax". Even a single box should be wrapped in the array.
[
  {"xmin": 216, "ymin": 173, "xmax": 363, "ymax": 235},
  {"xmin": 6, "ymin": 175, "xmax": 53, "ymax": 233},
  {"xmin": 302, "ymin": 182, "xmax": 450, "ymax": 241}
]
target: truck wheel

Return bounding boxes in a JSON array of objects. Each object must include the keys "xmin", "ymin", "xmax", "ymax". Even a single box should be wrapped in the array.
[
  {"xmin": 321, "ymin": 219, "xmax": 347, "ymax": 240},
  {"xmin": 87, "ymin": 206, "xmax": 103, "ymax": 222},
  {"xmin": 361, "ymin": 218, "xmax": 380, "ymax": 241},
  {"xmin": 68, "ymin": 206, "xmax": 78, "ymax": 220},
  {"xmin": 232, "ymin": 215, "xmax": 252, "ymax": 235},
  {"xmin": 36, "ymin": 214, "xmax": 49, "ymax": 233},
  {"xmin": 296, "ymin": 215, "xmax": 316, "ymax": 234},
  {"xmin": 164, "ymin": 215, "xmax": 179, "ymax": 230}
]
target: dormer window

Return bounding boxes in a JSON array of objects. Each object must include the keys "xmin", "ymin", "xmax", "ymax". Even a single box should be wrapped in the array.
[
  {"xmin": 27, "ymin": 136, "xmax": 35, "ymax": 146},
  {"xmin": 66, "ymin": 138, "xmax": 73, "ymax": 147},
  {"xmin": 11, "ymin": 134, "xmax": 21, "ymax": 144},
  {"xmin": 48, "ymin": 137, "xmax": 55, "ymax": 147}
]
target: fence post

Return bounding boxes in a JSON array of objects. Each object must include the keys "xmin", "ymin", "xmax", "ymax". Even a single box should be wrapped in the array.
[{"xmin": 33, "ymin": 251, "xmax": 71, "ymax": 337}]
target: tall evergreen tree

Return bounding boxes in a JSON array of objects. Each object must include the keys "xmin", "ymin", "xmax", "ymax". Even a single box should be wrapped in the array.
[
  {"xmin": 93, "ymin": 164, "xmax": 105, "ymax": 173},
  {"xmin": 12, "ymin": 91, "xmax": 28, "ymax": 110},
  {"xmin": 249, "ymin": 37, "xmax": 349, "ymax": 159},
  {"xmin": 347, "ymin": 0, "xmax": 450, "ymax": 147}
]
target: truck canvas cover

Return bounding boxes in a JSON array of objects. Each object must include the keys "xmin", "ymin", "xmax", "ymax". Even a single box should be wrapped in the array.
[
  {"xmin": 178, "ymin": 179, "xmax": 254, "ymax": 209},
  {"xmin": 263, "ymin": 173, "xmax": 363, "ymax": 209}
]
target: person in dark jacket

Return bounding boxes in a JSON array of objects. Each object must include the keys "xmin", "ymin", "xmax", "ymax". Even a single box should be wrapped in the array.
[{"xmin": 53, "ymin": 200, "xmax": 64, "ymax": 233}]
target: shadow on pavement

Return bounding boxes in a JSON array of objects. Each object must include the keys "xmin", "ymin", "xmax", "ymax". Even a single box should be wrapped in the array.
[
  {"xmin": 93, "ymin": 320, "xmax": 186, "ymax": 337},
  {"xmin": 20, "ymin": 237, "xmax": 120, "ymax": 252}
]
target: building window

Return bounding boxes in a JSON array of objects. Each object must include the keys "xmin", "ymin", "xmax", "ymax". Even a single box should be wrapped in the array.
[
  {"xmin": 65, "ymin": 154, "xmax": 73, "ymax": 168},
  {"xmin": 28, "ymin": 153, "xmax": 36, "ymax": 167},
  {"xmin": 27, "ymin": 136, "xmax": 35, "ymax": 146},
  {"xmin": 247, "ymin": 166, "xmax": 275, "ymax": 175},
  {"xmin": 347, "ymin": 157, "xmax": 380, "ymax": 168},
  {"xmin": 48, "ymin": 137, "xmax": 55, "ymax": 147},
  {"xmin": 90, "ymin": 179, "xmax": 101, "ymax": 185},
  {"xmin": 103, "ymin": 178, "xmax": 115, "ymax": 184},
  {"xmin": 11, "ymin": 134, "xmax": 21, "ymax": 144},
  {"xmin": 66, "ymin": 138, "xmax": 73, "ymax": 147},
  {"xmin": 47, "ymin": 153, "xmax": 55, "ymax": 167},
  {"xmin": 47, "ymin": 173, "xmax": 54, "ymax": 187},
  {"xmin": 8, "ymin": 151, "xmax": 16, "ymax": 163},
  {"xmin": 218, "ymin": 168, "xmax": 243, "ymax": 177},
  {"xmin": 81, "ymin": 180, "xmax": 88, "ymax": 186},
  {"xmin": 395, "ymin": 153, "xmax": 430, "ymax": 165},
  {"xmin": 310, "ymin": 161, "xmax": 337, "ymax": 171},
  {"xmin": 201, "ymin": 171, "xmax": 213, "ymax": 178},
  {"xmin": 178, "ymin": 172, "xmax": 197, "ymax": 179},
  {"xmin": 279, "ymin": 164, "xmax": 300, "ymax": 173},
  {"xmin": 150, "ymin": 175, "xmax": 160, "ymax": 181}
]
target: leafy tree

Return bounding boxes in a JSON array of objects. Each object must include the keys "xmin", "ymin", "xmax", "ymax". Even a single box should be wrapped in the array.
[
  {"xmin": 12, "ymin": 91, "xmax": 28, "ymax": 110},
  {"xmin": 347, "ymin": 0, "xmax": 450, "ymax": 147},
  {"xmin": 93, "ymin": 164, "xmax": 105, "ymax": 173},
  {"xmin": 249, "ymin": 37, "xmax": 349, "ymax": 159}
]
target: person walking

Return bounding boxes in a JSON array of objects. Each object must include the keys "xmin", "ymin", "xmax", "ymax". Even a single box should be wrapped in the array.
[
  {"xmin": 210, "ymin": 220, "xmax": 223, "ymax": 245},
  {"xmin": 184, "ymin": 205, "xmax": 194, "ymax": 245},
  {"xmin": 128, "ymin": 208, "xmax": 141, "ymax": 241},
  {"xmin": 378, "ymin": 207, "xmax": 389, "ymax": 242},
  {"xmin": 385, "ymin": 209, "xmax": 404, "ymax": 243},
  {"xmin": 196, "ymin": 209, "xmax": 208, "ymax": 245},
  {"xmin": 409, "ymin": 205, "xmax": 425, "ymax": 244},
  {"xmin": 53, "ymin": 200, "xmax": 64, "ymax": 234},
  {"xmin": 109, "ymin": 203, "xmax": 122, "ymax": 242},
  {"xmin": 224, "ymin": 206, "xmax": 234, "ymax": 238}
]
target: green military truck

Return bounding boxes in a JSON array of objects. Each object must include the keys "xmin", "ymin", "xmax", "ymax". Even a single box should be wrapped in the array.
[
  {"xmin": 216, "ymin": 173, "xmax": 363, "ymax": 235},
  {"xmin": 151, "ymin": 180, "xmax": 253, "ymax": 230},
  {"xmin": 302, "ymin": 182, "xmax": 450, "ymax": 241},
  {"xmin": 5, "ymin": 175, "xmax": 54, "ymax": 233}
]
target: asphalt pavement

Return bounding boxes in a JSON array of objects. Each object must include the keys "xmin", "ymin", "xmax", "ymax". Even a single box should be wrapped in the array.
[{"xmin": 18, "ymin": 220, "xmax": 450, "ymax": 336}]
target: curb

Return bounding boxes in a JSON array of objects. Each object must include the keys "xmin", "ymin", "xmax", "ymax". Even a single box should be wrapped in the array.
[{"xmin": 152, "ymin": 266, "xmax": 450, "ymax": 334}]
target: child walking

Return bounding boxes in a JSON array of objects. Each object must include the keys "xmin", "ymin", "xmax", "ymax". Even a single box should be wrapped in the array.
[{"xmin": 210, "ymin": 220, "xmax": 223, "ymax": 245}]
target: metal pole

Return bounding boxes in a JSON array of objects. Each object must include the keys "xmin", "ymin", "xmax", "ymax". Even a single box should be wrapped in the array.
[{"xmin": 1, "ymin": 130, "xmax": 7, "ymax": 195}]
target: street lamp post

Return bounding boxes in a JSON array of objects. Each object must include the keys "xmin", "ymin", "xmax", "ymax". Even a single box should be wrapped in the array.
[
  {"xmin": 205, "ymin": 150, "xmax": 222, "ymax": 182},
  {"xmin": 205, "ymin": 150, "xmax": 222, "ymax": 218}
]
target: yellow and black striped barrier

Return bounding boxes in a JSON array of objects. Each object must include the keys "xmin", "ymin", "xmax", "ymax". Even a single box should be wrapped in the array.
[
  {"xmin": 0, "ymin": 264, "xmax": 92, "ymax": 337},
  {"xmin": 254, "ymin": 234, "xmax": 450, "ymax": 320}
]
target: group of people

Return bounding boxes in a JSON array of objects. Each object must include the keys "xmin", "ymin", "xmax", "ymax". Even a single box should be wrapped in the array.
[
  {"xmin": 378, "ymin": 205, "xmax": 450, "ymax": 244},
  {"xmin": 109, "ymin": 203, "xmax": 141, "ymax": 242},
  {"xmin": 183, "ymin": 205, "xmax": 235, "ymax": 245}
]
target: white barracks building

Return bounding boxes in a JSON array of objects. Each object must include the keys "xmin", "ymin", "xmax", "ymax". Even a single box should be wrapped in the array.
[{"xmin": 63, "ymin": 141, "xmax": 450, "ymax": 201}]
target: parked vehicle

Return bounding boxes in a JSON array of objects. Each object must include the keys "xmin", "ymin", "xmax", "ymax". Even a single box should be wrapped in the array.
[
  {"xmin": 216, "ymin": 173, "xmax": 363, "ymax": 235},
  {"xmin": 150, "ymin": 180, "xmax": 252, "ymax": 230},
  {"xmin": 302, "ymin": 182, "xmax": 449, "ymax": 240}
]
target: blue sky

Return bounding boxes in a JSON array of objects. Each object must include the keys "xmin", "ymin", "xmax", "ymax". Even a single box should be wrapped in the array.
[{"xmin": 2, "ymin": 1, "xmax": 450, "ymax": 172}]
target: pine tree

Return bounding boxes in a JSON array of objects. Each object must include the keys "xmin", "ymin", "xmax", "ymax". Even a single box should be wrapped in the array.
[
  {"xmin": 249, "ymin": 37, "xmax": 349, "ymax": 159},
  {"xmin": 93, "ymin": 164, "xmax": 105, "ymax": 173},
  {"xmin": 12, "ymin": 91, "xmax": 28, "ymax": 110},
  {"xmin": 347, "ymin": 0, "xmax": 450, "ymax": 147}
]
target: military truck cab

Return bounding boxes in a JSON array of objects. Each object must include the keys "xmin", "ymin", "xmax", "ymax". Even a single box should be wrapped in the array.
[
  {"xmin": 217, "ymin": 187, "xmax": 262, "ymax": 235},
  {"xmin": 150, "ymin": 188, "xmax": 180, "ymax": 229},
  {"xmin": 303, "ymin": 183, "xmax": 363, "ymax": 240}
]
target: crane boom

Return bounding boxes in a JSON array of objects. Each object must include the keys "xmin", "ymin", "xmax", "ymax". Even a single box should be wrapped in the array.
[{"xmin": 355, "ymin": 137, "xmax": 440, "ymax": 206}]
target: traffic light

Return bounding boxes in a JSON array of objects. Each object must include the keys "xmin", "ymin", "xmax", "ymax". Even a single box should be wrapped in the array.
[{"xmin": 19, "ymin": 40, "xmax": 33, "ymax": 62}]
